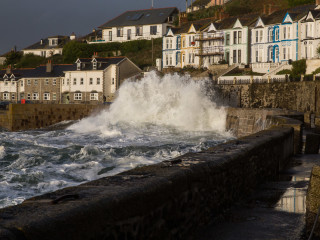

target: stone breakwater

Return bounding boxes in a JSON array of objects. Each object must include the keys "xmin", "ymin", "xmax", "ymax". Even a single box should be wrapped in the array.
[
  {"xmin": 0, "ymin": 104, "xmax": 108, "ymax": 131},
  {"xmin": 0, "ymin": 108, "xmax": 303, "ymax": 240}
]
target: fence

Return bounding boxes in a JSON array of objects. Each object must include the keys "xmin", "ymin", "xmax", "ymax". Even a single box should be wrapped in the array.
[{"xmin": 217, "ymin": 75, "xmax": 287, "ymax": 84}]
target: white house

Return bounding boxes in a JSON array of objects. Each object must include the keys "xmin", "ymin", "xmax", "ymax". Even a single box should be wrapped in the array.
[
  {"xmin": 62, "ymin": 56, "xmax": 142, "ymax": 103},
  {"xmin": 251, "ymin": 5, "xmax": 315, "ymax": 73},
  {"xmin": 22, "ymin": 34, "xmax": 75, "ymax": 58},
  {"xmin": 300, "ymin": 9, "xmax": 320, "ymax": 59},
  {"xmin": 162, "ymin": 28, "xmax": 181, "ymax": 68},
  {"xmin": 195, "ymin": 22, "xmax": 225, "ymax": 68},
  {"xmin": 187, "ymin": 0, "xmax": 230, "ymax": 13},
  {"xmin": 96, "ymin": 7, "xmax": 178, "ymax": 44},
  {"xmin": 222, "ymin": 14, "xmax": 259, "ymax": 65}
]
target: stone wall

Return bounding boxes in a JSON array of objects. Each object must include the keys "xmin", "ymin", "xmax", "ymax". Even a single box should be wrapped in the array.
[
  {"xmin": 216, "ymin": 82, "xmax": 320, "ymax": 126},
  {"xmin": 0, "ymin": 109, "xmax": 301, "ymax": 240},
  {"xmin": 0, "ymin": 104, "xmax": 108, "ymax": 131},
  {"xmin": 306, "ymin": 165, "xmax": 320, "ymax": 238}
]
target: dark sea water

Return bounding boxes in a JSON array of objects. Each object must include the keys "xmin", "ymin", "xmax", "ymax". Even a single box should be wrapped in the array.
[{"xmin": 0, "ymin": 73, "xmax": 232, "ymax": 208}]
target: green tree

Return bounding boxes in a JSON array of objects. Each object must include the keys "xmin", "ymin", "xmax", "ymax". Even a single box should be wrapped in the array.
[
  {"xmin": 291, "ymin": 59, "xmax": 306, "ymax": 77},
  {"xmin": 15, "ymin": 54, "xmax": 46, "ymax": 68},
  {"xmin": 288, "ymin": 0, "xmax": 314, "ymax": 7},
  {"xmin": 4, "ymin": 51, "xmax": 23, "ymax": 66}
]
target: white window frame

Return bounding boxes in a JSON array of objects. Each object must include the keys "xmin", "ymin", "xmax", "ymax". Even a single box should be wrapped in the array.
[
  {"xmin": 90, "ymin": 93, "xmax": 98, "ymax": 101},
  {"xmin": 53, "ymin": 79, "xmax": 56, "ymax": 85},
  {"xmin": 80, "ymin": 78, "xmax": 84, "ymax": 85},
  {"xmin": 89, "ymin": 78, "xmax": 93, "ymax": 85},
  {"xmin": 45, "ymin": 79, "xmax": 49, "ymax": 85},
  {"xmin": 73, "ymin": 78, "xmax": 77, "ymax": 85},
  {"xmin": 52, "ymin": 93, "xmax": 57, "ymax": 101},
  {"xmin": 43, "ymin": 93, "xmax": 50, "ymax": 100},
  {"xmin": 74, "ymin": 93, "xmax": 82, "ymax": 101},
  {"xmin": 32, "ymin": 93, "xmax": 39, "ymax": 100},
  {"xmin": 3, "ymin": 93, "xmax": 9, "ymax": 100}
]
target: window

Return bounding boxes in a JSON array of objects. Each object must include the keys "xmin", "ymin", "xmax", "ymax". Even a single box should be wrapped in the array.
[
  {"xmin": 136, "ymin": 26, "xmax": 143, "ymax": 36},
  {"xmin": 80, "ymin": 78, "xmax": 84, "ymax": 85},
  {"xmin": 283, "ymin": 27, "xmax": 286, "ymax": 40},
  {"xmin": 287, "ymin": 27, "xmax": 291, "ymax": 39},
  {"xmin": 182, "ymin": 39, "xmax": 186, "ymax": 48},
  {"xmin": 93, "ymin": 62, "xmax": 97, "ymax": 70},
  {"xmin": 73, "ymin": 78, "xmax": 77, "ymax": 85},
  {"xmin": 4, "ymin": 81, "xmax": 8, "ymax": 86},
  {"xmin": 74, "ymin": 93, "xmax": 82, "ymax": 100},
  {"xmin": 150, "ymin": 26, "xmax": 157, "ymax": 35},
  {"xmin": 11, "ymin": 81, "xmax": 14, "ymax": 86},
  {"xmin": 63, "ymin": 79, "xmax": 65, "ymax": 85},
  {"xmin": 34, "ymin": 80, "xmax": 38, "ymax": 85},
  {"xmin": 27, "ymin": 79, "xmax": 31, "ymax": 85},
  {"xmin": 288, "ymin": 47, "xmax": 291, "ymax": 60},
  {"xmin": 67, "ymin": 79, "xmax": 70, "ymax": 85},
  {"xmin": 43, "ymin": 93, "xmax": 50, "ymax": 100},
  {"xmin": 233, "ymin": 50, "xmax": 237, "ymax": 63},
  {"xmin": 268, "ymin": 29, "xmax": 273, "ymax": 42},
  {"xmin": 238, "ymin": 31, "xmax": 242, "ymax": 44},
  {"xmin": 77, "ymin": 63, "xmax": 81, "ymax": 70},
  {"xmin": 233, "ymin": 31, "xmax": 237, "ymax": 44},
  {"xmin": 97, "ymin": 78, "xmax": 100, "ymax": 85},
  {"xmin": 109, "ymin": 31, "xmax": 112, "ymax": 41},
  {"xmin": 238, "ymin": 50, "xmax": 241, "ymax": 63},
  {"xmin": 177, "ymin": 37, "xmax": 181, "ymax": 49},
  {"xmin": 256, "ymin": 50, "xmax": 259, "ymax": 62},
  {"xmin": 53, "ymin": 93, "xmax": 57, "ymax": 101},
  {"xmin": 112, "ymin": 78, "xmax": 115, "ymax": 84},
  {"xmin": 260, "ymin": 30, "xmax": 263, "ymax": 42},
  {"xmin": 169, "ymin": 55, "xmax": 173, "ymax": 65},
  {"xmin": 11, "ymin": 93, "xmax": 15, "ymax": 100},
  {"xmin": 3, "ymin": 93, "xmax": 9, "ymax": 100},
  {"xmin": 127, "ymin": 29, "xmax": 131, "ymax": 40},
  {"xmin": 117, "ymin": 28, "xmax": 123, "ymax": 37},
  {"xmin": 177, "ymin": 52, "xmax": 181, "ymax": 63},
  {"xmin": 27, "ymin": 93, "xmax": 31, "ymax": 100},
  {"xmin": 89, "ymin": 78, "xmax": 93, "ymax": 85},
  {"xmin": 166, "ymin": 54, "xmax": 169, "ymax": 65},
  {"xmin": 90, "ymin": 93, "xmax": 98, "ymax": 100},
  {"xmin": 45, "ymin": 79, "xmax": 49, "ymax": 85},
  {"xmin": 255, "ymin": 31, "xmax": 259, "ymax": 43},
  {"xmin": 169, "ymin": 39, "xmax": 173, "ymax": 49},
  {"xmin": 20, "ymin": 81, "xmax": 23, "ymax": 87},
  {"xmin": 226, "ymin": 33, "xmax": 230, "ymax": 45},
  {"xmin": 53, "ymin": 79, "xmax": 56, "ymax": 85},
  {"xmin": 32, "ymin": 93, "xmax": 39, "ymax": 100}
]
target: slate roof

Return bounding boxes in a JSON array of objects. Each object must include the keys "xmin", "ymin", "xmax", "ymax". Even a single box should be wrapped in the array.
[
  {"xmin": 176, "ymin": 18, "xmax": 213, "ymax": 34},
  {"xmin": 217, "ymin": 13, "xmax": 260, "ymax": 29},
  {"xmin": 302, "ymin": 9, "xmax": 320, "ymax": 22},
  {"xmin": 22, "ymin": 36, "xmax": 70, "ymax": 51},
  {"xmin": 99, "ymin": 7, "xmax": 178, "ymax": 28},
  {"xmin": 0, "ymin": 65, "xmax": 74, "ymax": 80},
  {"xmin": 76, "ymin": 57, "xmax": 126, "ymax": 71},
  {"xmin": 260, "ymin": 4, "xmax": 316, "ymax": 25}
]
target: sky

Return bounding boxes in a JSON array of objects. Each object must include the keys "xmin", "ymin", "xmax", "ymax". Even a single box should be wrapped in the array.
[{"xmin": 0, "ymin": 0, "xmax": 187, "ymax": 55}]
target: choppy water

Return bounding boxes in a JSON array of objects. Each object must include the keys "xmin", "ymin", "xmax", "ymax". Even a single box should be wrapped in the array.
[{"xmin": 0, "ymin": 72, "xmax": 232, "ymax": 208}]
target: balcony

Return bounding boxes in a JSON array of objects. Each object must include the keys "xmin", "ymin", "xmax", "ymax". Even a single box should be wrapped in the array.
[
  {"xmin": 195, "ymin": 33, "xmax": 224, "ymax": 41},
  {"xmin": 195, "ymin": 47, "xmax": 224, "ymax": 56}
]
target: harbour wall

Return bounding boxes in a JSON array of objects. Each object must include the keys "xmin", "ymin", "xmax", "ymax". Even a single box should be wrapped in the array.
[
  {"xmin": 216, "ymin": 81, "xmax": 320, "ymax": 128},
  {"xmin": 0, "ymin": 104, "xmax": 108, "ymax": 131},
  {"xmin": 0, "ymin": 108, "xmax": 303, "ymax": 240}
]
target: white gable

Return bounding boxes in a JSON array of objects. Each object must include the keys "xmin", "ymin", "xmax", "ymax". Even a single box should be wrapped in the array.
[
  {"xmin": 166, "ymin": 28, "xmax": 175, "ymax": 37},
  {"xmin": 91, "ymin": 58, "xmax": 97, "ymax": 63},
  {"xmin": 233, "ymin": 19, "xmax": 243, "ymax": 29},
  {"xmin": 282, "ymin": 13, "xmax": 293, "ymax": 23},
  {"xmin": 305, "ymin": 11, "xmax": 315, "ymax": 21},
  {"xmin": 188, "ymin": 24, "xmax": 197, "ymax": 33},
  {"xmin": 10, "ymin": 74, "xmax": 15, "ymax": 78},
  {"xmin": 3, "ymin": 74, "xmax": 8, "ymax": 78},
  {"xmin": 75, "ymin": 59, "xmax": 81, "ymax": 63},
  {"xmin": 255, "ymin": 17, "xmax": 265, "ymax": 28},
  {"xmin": 208, "ymin": 23, "xmax": 217, "ymax": 33}
]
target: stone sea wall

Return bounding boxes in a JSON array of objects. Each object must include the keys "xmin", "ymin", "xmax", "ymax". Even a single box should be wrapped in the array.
[
  {"xmin": 0, "ymin": 104, "xmax": 108, "ymax": 131},
  {"xmin": 216, "ymin": 81, "xmax": 320, "ymax": 127},
  {"xmin": 0, "ymin": 108, "xmax": 302, "ymax": 240}
]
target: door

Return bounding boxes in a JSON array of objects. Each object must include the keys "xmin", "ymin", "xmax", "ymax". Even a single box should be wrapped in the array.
[{"xmin": 127, "ymin": 29, "xmax": 131, "ymax": 40}]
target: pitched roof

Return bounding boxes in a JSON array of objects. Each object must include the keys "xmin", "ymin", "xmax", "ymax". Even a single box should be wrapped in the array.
[
  {"xmin": 99, "ymin": 7, "xmax": 178, "ymax": 28},
  {"xmin": 75, "ymin": 57, "xmax": 126, "ymax": 71},
  {"xmin": 260, "ymin": 4, "xmax": 316, "ymax": 25},
  {"xmin": 22, "ymin": 36, "xmax": 70, "ymax": 51},
  {"xmin": 176, "ymin": 18, "xmax": 213, "ymax": 34}
]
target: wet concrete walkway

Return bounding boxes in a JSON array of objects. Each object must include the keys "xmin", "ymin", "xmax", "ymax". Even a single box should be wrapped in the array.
[{"xmin": 191, "ymin": 150, "xmax": 319, "ymax": 239}]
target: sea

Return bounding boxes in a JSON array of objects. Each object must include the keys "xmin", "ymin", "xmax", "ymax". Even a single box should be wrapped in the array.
[{"xmin": 0, "ymin": 72, "xmax": 232, "ymax": 209}]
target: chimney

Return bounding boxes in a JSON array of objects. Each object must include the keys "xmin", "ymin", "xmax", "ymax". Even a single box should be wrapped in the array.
[
  {"xmin": 40, "ymin": 39, "xmax": 43, "ymax": 45},
  {"xmin": 46, "ymin": 60, "xmax": 53, "ymax": 73},
  {"xmin": 317, "ymin": 0, "xmax": 320, "ymax": 5},
  {"xmin": 263, "ymin": 4, "xmax": 267, "ymax": 15},
  {"xmin": 6, "ymin": 65, "xmax": 11, "ymax": 75},
  {"xmin": 70, "ymin": 32, "xmax": 76, "ymax": 40}
]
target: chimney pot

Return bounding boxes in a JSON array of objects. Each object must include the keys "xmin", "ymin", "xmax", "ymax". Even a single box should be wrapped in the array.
[{"xmin": 46, "ymin": 60, "xmax": 53, "ymax": 73}]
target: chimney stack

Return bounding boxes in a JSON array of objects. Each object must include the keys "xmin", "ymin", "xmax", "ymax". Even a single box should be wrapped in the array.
[
  {"xmin": 6, "ymin": 65, "xmax": 11, "ymax": 75},
  {"xmin": 40, "ymin": 39, "xmax": 43, "ymax": 45},
  {"xmin": 70, "ymin": 32, "xmax": 76, "ymax": 40},
  {"xmin": 46, "ymin": 60, "xmax": 53, "ymax": 73}
]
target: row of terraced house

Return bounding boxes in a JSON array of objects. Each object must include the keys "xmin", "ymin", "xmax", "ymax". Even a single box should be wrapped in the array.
[
  {"xmin": 162, "ymin": 1, "xmax": 320, "ymax": 74},
  {"xmin": 0, "ymin": 57, "xmax": 141, "ymax": 103}
]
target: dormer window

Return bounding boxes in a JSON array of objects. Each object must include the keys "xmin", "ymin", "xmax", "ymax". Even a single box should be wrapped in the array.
[
  {"xmin": 77, "ymin": 63, "xmax": 81, "ymax": 70},
  {"xmin": 93, "ymin": 61, "xmax": 97, "ymax": 70}
]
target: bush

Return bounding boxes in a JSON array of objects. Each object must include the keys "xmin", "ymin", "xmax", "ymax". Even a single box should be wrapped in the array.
[
  {"xmin": 313, "ymin": 67, "xmax": 320, "ymax": 75},
  {"xmin": 291, "ymin": 59, "xmax": 306, "ymax": 77},
  {"xmin": 288, "ymin": 0, "xmax": 314, "ymax": 7},
  {"xmin": 15, "ymin": 54, "xmax": 46, "ymax": 68},
  {"xmin": 276, "ymin": 69, "xmax": 292, "ymax": 75}
]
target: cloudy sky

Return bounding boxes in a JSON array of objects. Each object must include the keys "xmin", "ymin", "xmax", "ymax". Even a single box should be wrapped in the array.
[{"xmin": 0, "ymin": 0, "xmax": 187, "ymax": 55}]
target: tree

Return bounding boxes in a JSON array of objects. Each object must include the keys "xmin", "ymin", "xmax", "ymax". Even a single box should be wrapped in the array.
[
  {"xmin": 15, "ymin": 54, "xmax": 46, "ymax": 68},
  {"xmin": 4, "ymin": 51, "xmax": 23, "ymax": 66},
  {"xmin": 291, "ymin": 59, "xmax": 306, "ymax": 77}
]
